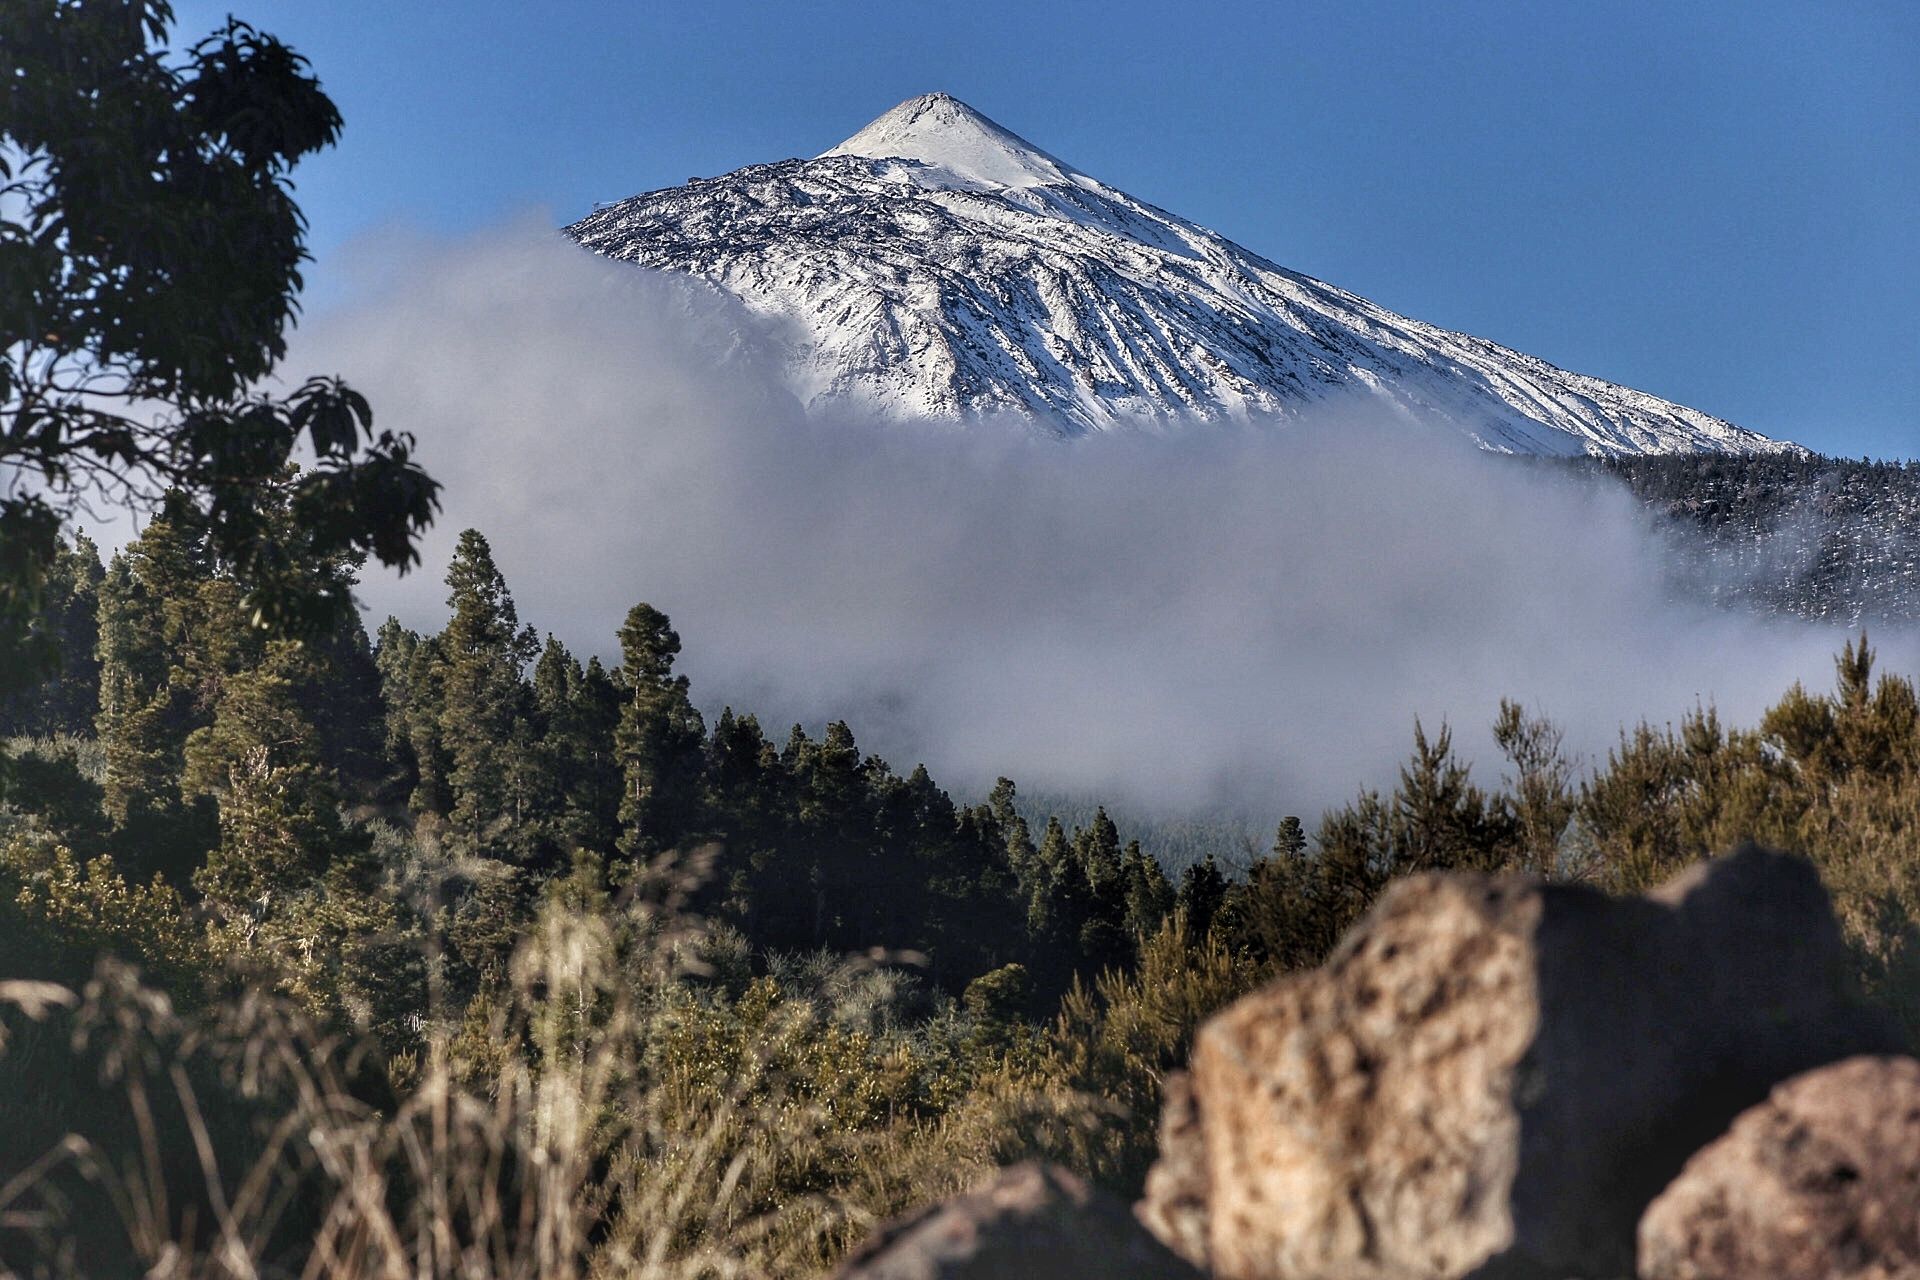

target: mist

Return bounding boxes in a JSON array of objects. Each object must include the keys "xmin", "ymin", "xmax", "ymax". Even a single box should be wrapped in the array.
[{"xmin": 297, "ymin": 226, "xmax": 1915, "ymax": 819}]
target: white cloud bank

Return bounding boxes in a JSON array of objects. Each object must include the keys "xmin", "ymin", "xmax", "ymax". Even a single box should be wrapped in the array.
[{"xmin": 298, "ymin": 226, "xmax": 1915, "ymax": 818}]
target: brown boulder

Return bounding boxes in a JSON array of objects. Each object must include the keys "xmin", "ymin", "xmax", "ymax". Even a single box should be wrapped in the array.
[
  {"xmin": 1145, "ymin": 846, "xmax": 1903, "ymax": 1280},
  {"xmin": 1638, "ymin": 1054, "xmax": 1920, "ymax": 1280},
  {"xmin": 836, "ymin": 1161, "xmax": 1203, "ymax": 1280}
]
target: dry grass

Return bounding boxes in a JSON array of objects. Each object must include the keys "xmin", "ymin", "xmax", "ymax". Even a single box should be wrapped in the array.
[{"xmin": 0, "ymin": 853, "xmax": 1107, "ymax": 1279}]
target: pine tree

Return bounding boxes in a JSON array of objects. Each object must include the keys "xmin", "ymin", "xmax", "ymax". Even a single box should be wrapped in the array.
[
  {"xmin": 1028, "ymin": 815, "xmax": 1090, "ymax": 941},
  {"xmin": 987, "ymin": 777, "xmax": 1019, "ymax": 830},
  {"xmin": 1176, "ymin": 855, "xmax": 1228, "ymax": 939},
  {"xmin": 1493, "ymin": 701, "xmax": 1574, "ymax": 875},
  {"xmin": 525, "ymin": 634, "xmax": 622, "ymax": 865},
  {"xmin": 989, "ymin": 777, "xmax": 1040, "ymax": 895},
  {"xmin": 706, "ymin": 707, "xmax": 774, "ymax": 820},
  {"xmin": 1578, "ymin": 723, "xmax": 1690, "ymax": 886},
  {"xmin": 1230, "ymin": 819, "xmax": 1317, "ymax": 971},
  {"xmin": 794, "ymin": 719, "xmax": 866, "ymax": 942},
  {"xmin": 1273, "ymin": 815, "xmax": 1307, "ymax": 860},
  {"xmin": 0, "ymin": 533, "xmax": 104, "ymax": 737},
  {"xmin": 296, "ymin": 608, "xmax": 387, "ymax": 793},
  {"xmin": 1392, "ymin": 720, "xmax": 1504, "ymax": 873},
  {"xmin": 433, "ymin": 531, "xmax": 538, "ymax": 860},
  {"xmin": 93, "ymin": 515, "xmax": 231, "ymax": 878},
  {"xmin": 704, "ymin": 707, "xmax": 784, "ymax": 927},
  {"xmin": 1077, "ymin": 807, "xmax": 1124, "ymax": 900},
  {"xmin": 95, "ymin": 543, "xmax": 182, "ymax": 824},
  {"xmin": 1074, "ymin": 807, "xmax": 1131, "ymax": 968},
  {"xmin": 401, "ymin": 632, "xmax": 453, "ymax": 819},
  {"xmin": 568, "ymin": 656, "xmax": 625, "ymax": 852},
  {"xmin": 900, "ymin": 762, "xmax": 1002, "ymax": 972},
  {"xmin": 1825, "ymin": 634, "xmax": 1917, "ymax": 783},
  {"xmin": 92, "ymin": 490, "xmax": 381, "ymax": 887},
  {"xmin": 613, "ymin": 603, "xmax": 705, "ymax": 857},
  {"xmin": 373, "ymin": 616, "xmax": 423, "ymax": 801},
  {"xmin": 183, "ymin": 638, "xmax": 344, "ymax": 911},
  {"xmin": 531, "ymin": 634, "xmax": 576, "ymax": 728},
  {"xmin": 1121, "ymin": 840, "xmax": 1174, "ymax": 939}
]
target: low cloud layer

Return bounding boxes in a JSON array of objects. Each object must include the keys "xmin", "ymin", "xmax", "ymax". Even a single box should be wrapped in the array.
[{"xmin": 300, "ymin": 227, "xmax": 1914, "ymax": 818}]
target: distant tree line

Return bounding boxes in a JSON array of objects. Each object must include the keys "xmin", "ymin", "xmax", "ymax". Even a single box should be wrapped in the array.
[
  {"xmin": 12, "ymin": 501, "xmax": 1920, "ymax": 1042},
  {"xmin": 1570, "ymin": 452, "xmax": 1920, "ymax": 625}
]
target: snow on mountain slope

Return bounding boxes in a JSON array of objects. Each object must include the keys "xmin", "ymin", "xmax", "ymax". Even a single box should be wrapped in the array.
[{"xmin": 566, "ymin": 93, "xmax": 1793, "ymax": 455}]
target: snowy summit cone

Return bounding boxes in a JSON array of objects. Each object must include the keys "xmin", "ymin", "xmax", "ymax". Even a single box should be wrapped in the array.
[
  {"xmin": 819, "ymin": 92, "xmax": 1089, "ymax": 190},
  {"xmin": 566, "ymin": 96, "xmax": 1794, "ymax": 453}
]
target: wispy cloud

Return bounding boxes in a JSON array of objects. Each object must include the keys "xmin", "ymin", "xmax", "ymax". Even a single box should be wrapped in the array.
[{"xmin": 302, "ymin": 225, "xmax": 1915, "ymax": 817}]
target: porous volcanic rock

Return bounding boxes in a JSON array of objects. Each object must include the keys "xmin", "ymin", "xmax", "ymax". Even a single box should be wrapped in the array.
[
  {"xmin": 1638, "ymin": 1054, "xmax": 1920, "ymax": 1280},
  {"xmin": 836, "ymin": 1161, "xmax": 1203, "ymax": 1280},
  {"xmin": 1143, "ymin": 846, "xmax": 1903, "ymax": 1280}
]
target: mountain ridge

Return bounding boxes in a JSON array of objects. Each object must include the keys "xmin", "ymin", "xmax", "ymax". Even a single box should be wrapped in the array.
[{"xmin": 566, "ymin": 94, "xmax": 1794, "ymax": 456}]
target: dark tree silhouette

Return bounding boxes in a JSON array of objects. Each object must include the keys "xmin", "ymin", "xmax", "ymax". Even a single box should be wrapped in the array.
[{"xmin": 1, "ymin": 0, "xmax": 438, "ymax": 683}]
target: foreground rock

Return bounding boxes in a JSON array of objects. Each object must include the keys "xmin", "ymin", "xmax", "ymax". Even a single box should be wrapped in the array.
[
  {"xmin": 836, "ymin": 1161, "xmax": 1203, "ymax": 1280},
  {"xmin": 1137, "ymin": 1070, "xmax": 1210, "ymax": 1268},
  {"xmin": 1638, "ymin": 1054, "xmax": 1920, "ymax": 1279},
  {"xmin": 1144, "ymin": 846, "xmax": 1904, "ymax": 1280}
]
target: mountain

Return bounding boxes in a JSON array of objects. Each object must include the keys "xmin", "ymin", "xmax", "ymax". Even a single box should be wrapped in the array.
[{"xmin": 566, "ymin": 93, "xmax": 1792, "ymax": 456}]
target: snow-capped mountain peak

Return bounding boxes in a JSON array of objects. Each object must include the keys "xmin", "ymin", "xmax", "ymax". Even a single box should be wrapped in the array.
[
  {"xmin": 819, "ymin": 92, "xmax": 1088, "ymax": 192},
  {"xmin": 567, "ymin": 95, "xmax": 1794, "ymax": 456}
]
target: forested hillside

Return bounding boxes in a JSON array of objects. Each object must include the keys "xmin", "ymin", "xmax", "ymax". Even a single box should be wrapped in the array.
[
  {"xmin": 5, "ymin": 510, "xmax": 1920, "ymax": 1275},
  {"xmin": 0, "ymin": 518, "xmax": 1221, "ymax": 1021},
  {"xmin": 1579, "ymin": 453, "xmax": 1920, "ymax": 624}
]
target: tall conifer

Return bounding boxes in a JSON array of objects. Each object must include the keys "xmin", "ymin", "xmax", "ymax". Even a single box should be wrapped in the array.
[
  {"xmin": 613, "ymin": 603, "xmax": 705, "ymax": 856},
  {"xmin": 433, "ymin": 531, "xmax": 537, "ymax": 860},
  {"xmin": 183, "ymin": 638, "xmax": 343, "ymax": 909}
]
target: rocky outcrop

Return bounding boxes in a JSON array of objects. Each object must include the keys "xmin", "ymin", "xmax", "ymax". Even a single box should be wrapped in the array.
[
  {"xmin": 1136, "ymin": 1069, "xmax": 1211, "ymax": 1270},
  {"xmin": 1637, "ymin": 1054, "xmax": 1920, "ymax": 1280},
  {"xmin": 835, "ymin": 1161, "xmax": 1203, "ymax": 1280},
  {"xmin": 1142, "ymin": 846, "xmax": 1904, "ymax": 1280}
]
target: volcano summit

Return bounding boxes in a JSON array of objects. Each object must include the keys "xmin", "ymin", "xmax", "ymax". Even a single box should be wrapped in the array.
[{"xmin": 567, "ymin": 93, "xmax": 1791, "ymax": 455}]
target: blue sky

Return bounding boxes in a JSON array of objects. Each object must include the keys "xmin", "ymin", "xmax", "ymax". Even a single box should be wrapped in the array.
[{"xmin": 175, "ymin": 0, "xmax": 1918, "ymax": 458}]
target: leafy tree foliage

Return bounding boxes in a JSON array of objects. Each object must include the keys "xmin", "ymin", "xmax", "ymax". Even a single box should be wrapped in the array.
[{"xmin": 1, "ymin": 0, "xmax": 437, "ymax": 682}]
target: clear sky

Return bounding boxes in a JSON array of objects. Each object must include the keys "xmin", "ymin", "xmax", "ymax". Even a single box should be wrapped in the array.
[{"xmin": 175, "ymin": 0, "xmax": 1918, "ymax": 459}]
